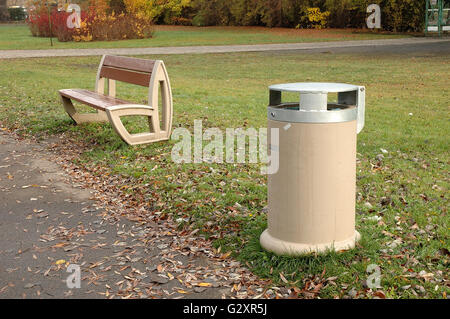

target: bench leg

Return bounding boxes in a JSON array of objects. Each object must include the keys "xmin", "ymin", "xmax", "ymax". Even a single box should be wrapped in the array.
[
  {"xmin": 61, "ymin": 96, "xmax": 108, "ymax": 124},
  {"xmin": 106, "ymin": 104, "xmax": 167, "ymax": 146}
]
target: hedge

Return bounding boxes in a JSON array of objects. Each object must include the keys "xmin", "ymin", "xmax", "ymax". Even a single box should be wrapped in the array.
[
  {"xmin": 42, "ymin": 0, "xmax": 426, "ymax": 32},
  {"xmin": 189, "ymin": 0, "xmax": 426, "ymax": 32}
]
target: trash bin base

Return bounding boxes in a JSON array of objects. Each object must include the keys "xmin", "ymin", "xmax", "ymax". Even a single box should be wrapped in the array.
[{"xmin": 260, "ymin": 229, "xmax": 361, "ymax": 256}]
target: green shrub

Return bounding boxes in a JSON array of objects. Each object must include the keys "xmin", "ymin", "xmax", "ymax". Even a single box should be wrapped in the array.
[
  {"xmin": 8, "ymin": 7, "xmax": 27, "ymax": 21},
  {"xmin": 380, "ymin": 0, "xmax": 425, "ymax": 32},
  {"xmin": 124, "ymin": 0, "xmax": 192, "ymax": 24},
  {"xmin": 323, "ymin": 0, "xmax": 366, "ymax": 28},
  {"xmin": 192, "ymin": 0, "xmax": 232, "ymax": 26},
  {"xmin": 324, "ymin": 0, "xmax": 425, "ymax": 31},
  {"xmin": 103, "ymin": 0, "xmax": 427, "ymax": 31},
  {"xmin": 107, "ymin": 0, "xmax": 126, "ymax": 14}
]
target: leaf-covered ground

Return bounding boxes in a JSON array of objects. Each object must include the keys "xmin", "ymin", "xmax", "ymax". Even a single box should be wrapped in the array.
[
  {"xmin": 0, "ymin": 131, "xmax": 272, "ymax": 299},
  {"xmin": 0, "ymin": 49, "xmax": 448, "ymax": 298}
]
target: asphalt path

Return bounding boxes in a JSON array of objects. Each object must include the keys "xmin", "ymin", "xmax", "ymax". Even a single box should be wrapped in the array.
[{"xmin": 0, "ymin": 37, "xmax": 448, "ymax": 59}]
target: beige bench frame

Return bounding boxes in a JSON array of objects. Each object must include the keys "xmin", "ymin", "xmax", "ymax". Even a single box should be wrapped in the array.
[{"xmin": 59, "ymin": 55, "xmax": 173, "ymax": 145}]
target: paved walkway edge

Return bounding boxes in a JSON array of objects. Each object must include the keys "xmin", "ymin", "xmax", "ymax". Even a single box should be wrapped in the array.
[{"xmin": 1, "ymin": 37, "xmax": 449, "ymax": 59}]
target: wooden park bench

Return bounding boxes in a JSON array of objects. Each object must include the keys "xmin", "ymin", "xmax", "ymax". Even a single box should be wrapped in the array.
[{"xmin": 59, "ymin": 55, "xmax": 173, "ymax": 145}]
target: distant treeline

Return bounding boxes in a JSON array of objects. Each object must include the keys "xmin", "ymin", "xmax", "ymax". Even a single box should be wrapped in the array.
[
  {"xmin": 24, "ymin": 0, "xmax": 427, "ymax": 32},
  {"xmin": 184, "ymin": 0, "xmax": 425, "ymax": 32}
]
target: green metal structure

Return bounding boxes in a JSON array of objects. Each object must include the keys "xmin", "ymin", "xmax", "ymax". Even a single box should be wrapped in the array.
[{"xmin": 425, "ymin": 0, "xmax": 450, "ymax": 36}]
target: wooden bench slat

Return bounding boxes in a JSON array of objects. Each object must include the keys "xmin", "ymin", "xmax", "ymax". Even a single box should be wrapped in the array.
[
  {"xmin": 103, "ymin": 55, "xmax": 155, "ymax": 73},
  {"xmin": 100, "ymin": 66, "xmax": 151, "ymax": 87},
  {"xmin": 59, "ymin": 89, "xmax": 131, "ymax": 111}
]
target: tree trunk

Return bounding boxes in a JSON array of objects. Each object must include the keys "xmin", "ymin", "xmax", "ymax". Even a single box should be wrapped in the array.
[{"xmin": 0, "ymin": 0, "xmax": 8, "ymax": 22}]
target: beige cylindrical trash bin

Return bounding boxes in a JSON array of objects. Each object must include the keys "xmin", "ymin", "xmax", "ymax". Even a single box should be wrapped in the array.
[{"xmin": 260, "ymin": 83, "xmax": 365, "ymax": 255}]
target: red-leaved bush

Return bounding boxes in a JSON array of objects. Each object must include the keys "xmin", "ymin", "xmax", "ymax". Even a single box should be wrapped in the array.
[
  {"xmin": 28, "ymin": 5, "xmax": 87, "ymax": 42},
  {"xmin": 27, "ymin": 2, "xmax": 152, "ymax": 42},
  {"xmin": 27, "ymin": 6, "xmax": 54, "ymax": 38}
]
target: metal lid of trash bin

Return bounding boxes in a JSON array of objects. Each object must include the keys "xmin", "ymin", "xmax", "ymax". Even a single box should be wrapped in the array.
[
  {"xmin": 267, "ymin": 82, "xmax": 364, "ymax": 126},
  {"xmin": 268, "ymin": 104, "xmax": 357, "ymax": 124},
  {"xmin": 269, "ymin": 82, "xmax": 360, "ymax": 94}
]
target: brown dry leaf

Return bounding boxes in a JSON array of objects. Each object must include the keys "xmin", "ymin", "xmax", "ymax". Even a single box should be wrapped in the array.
[
  {"xmin": 373, "ymin": 290, "xmax": 386, "ymax": 299},
  {"xmin": 312, "ymin": 282, "xmax": 323, "ymax": 293},
  {"xmin": 320, "ymin": 267, "xmax": 326, "ymax": 279},
  {"xmin": 220, "ymin": 252, "xmax": 232, "ymax": 259},
  {"xmin": 279, "ymin": 272, "xmax": 288, "ymax": 284},
  {"xmin": 43, "ymin": 267, "xmax": 51, "ymax": 276},
  {"xmin": 89, "ymin": 261, "xmax": 103, "ymax": 269},
  {"xmin": 52, "ymin": 242, "xmax": 68, "ymax": 248}
]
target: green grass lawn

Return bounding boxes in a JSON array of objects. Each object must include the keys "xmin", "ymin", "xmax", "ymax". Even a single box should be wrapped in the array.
[
  {"xmin": 0, "ymin": 50, "xmax": 448, "ymax": 299},
  {"xmin": 0, "ymin": 24, "xmax": 410, "ymax": 50}
]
